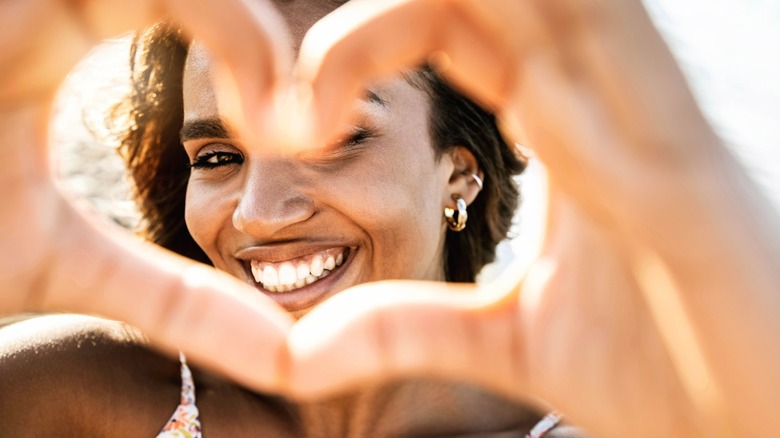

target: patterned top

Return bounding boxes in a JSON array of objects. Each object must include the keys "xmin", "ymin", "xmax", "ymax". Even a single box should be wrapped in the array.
[
  {"xmin": 156, "ymin": 353, "xmax": 202, "ymax": 438},
  {"xmin": 154, "ymin": 354, "xmax": 560, "ymax": 437}
]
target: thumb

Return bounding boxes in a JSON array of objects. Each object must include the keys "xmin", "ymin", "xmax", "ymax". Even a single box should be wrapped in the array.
[{"xmin": 285, "ymin": 280, "xmax": 531, "ymax": 402}]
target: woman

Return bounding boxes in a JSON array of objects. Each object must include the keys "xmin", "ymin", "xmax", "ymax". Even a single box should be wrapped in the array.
[
  {"xmin": 2, "ymin": 2, "xmax": 568, "ymax": 436},
  {"xmin": 120, "ymin": 26, "xmax": 523, "ymax": 301},
  {"xmin": 2, "ymin": 0, "xmax": 779, "ymax": 436}
]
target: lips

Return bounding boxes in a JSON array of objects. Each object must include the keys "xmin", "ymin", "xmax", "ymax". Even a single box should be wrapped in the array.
[
  {"xmin": 250, "ymin": 247, "xmax": 348, "ymax": 293},
  {"xmin": 236, "ymin": 245, "xmax": 355, "ymax": 313}
]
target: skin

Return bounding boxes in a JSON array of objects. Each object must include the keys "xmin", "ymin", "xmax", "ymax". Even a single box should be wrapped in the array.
[
  {"xmin": 2, "ymin": 0, "xmax": 779, "ymax": 436},
  {"xmin": 0, "ymin": 2, "xmax": 577, "ymax": 436},
  {"xmin": 183, "ymin": 43, "xmax": 465, "ymax": 316},
  {"xmin": 179, "ymin": 0, "xmax": 485, "ymax": 318}
]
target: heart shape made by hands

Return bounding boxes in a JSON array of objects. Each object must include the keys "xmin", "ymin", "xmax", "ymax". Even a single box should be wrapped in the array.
[{"xmin": 1, "ymin": 1, "xmax": 778, "ymax": 437}]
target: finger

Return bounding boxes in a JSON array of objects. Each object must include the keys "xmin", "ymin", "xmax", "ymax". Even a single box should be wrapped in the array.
[
  {"xmin": 33, "ymin": 198, "xmax": 295, "ymax": 393},
  {"xmin": 79, "ymin": 0, "xmax": 291, "ymax": 89},
  {"xmin": 285, "ymin": 280, "xmax": 532, "ymax": 403},
  {"xmin": 295, "ymin": 0, "xmax": 549, "ymax": 144},
  {"xmin": 0, "ymin": 0, "xmax": 93, "ymax": 106},
  {"xmin": 2, "ymin": 0, "xmax": 291, "ymax": 137},
  {"xmin": 0, "ymin": 0, "xmax": 154, "ymax": 104},
  {"xmin": 162, "ymin": 0, "xmax": 293, "ymax": 142}
]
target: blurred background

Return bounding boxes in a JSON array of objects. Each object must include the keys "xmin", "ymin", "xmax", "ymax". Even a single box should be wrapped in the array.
[{"xmin": 50, "ymin": 0, "xmax": 780, "ymax": 279}]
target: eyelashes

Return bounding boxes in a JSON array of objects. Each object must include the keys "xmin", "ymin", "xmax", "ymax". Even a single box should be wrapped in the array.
[
  {"xmin": 339, "ymin": 126, "xmax": 374, "ymax": 150},
  {"xmin": 188, "ymin": 151, "xmax": 243, "ymax": 170},
  {"xmin": 187, "ymin": 126, "xmax": 377, "ymax": 171}
]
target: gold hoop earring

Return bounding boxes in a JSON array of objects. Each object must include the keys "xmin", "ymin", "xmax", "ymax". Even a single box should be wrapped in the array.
[{"xmin": 444, "ymin": 196, "xmax": 468, "ymax": 232}]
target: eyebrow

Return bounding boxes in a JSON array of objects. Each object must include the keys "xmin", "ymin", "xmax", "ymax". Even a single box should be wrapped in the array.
[
  {"xmin": 180, "ymin": 118, "xmax": 233, "ymax": 142},
  {"xmin": 364, "ymin": 90, "xmax": 387, "ymax": 107},
  {"xmin": 180, "ymin": 91, "xmax": 386, "ymax": 142}
]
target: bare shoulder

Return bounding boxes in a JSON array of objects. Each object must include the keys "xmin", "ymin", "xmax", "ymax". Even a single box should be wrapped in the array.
[
  {"xmin": 0, "ymin": 314, "xmax": 181, "ymax": 437},
  {"xmin": 0, "ymin": 313, "xmax": 148, "ymax": 354}
]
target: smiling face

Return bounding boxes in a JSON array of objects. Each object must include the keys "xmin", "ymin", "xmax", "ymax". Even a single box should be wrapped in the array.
[{"xmin": 181, "ymin": 4, "xmax": 465, "ymax": 314}]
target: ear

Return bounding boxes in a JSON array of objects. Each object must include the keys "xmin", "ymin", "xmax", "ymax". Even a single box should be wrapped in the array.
[{"xmin": 444, "ymin": 146, "xmax": 483, "ymax": 208}]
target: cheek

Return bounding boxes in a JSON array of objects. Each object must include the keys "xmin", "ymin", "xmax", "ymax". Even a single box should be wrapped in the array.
[
  {"xmin": 184, "ymin": 180, "xmax": 234, "ymax": 256},
  {"xmin": 321, "ymin": 150, "xmax": 448, "ymax": 280}
]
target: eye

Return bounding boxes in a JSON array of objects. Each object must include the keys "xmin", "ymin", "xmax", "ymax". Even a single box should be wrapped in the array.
[
  {"xmin": 338, "ymin": 126, "xmax": 375, "ymax": 150},
  {"xmin": 189, "ymin": 150, "xmax": 243, "ymax": 170},
  {"xmin": 296, "ymin": 124, "xmax": 379, "ymax": 167}
]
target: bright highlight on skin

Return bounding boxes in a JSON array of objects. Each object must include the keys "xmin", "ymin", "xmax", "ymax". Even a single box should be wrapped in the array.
[{"xmin": 635, "ymin": 251, "xmax": 728, "ymax": 428}]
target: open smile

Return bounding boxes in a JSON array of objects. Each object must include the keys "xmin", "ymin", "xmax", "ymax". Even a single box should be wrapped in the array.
[
  {"xmin": 250, "ymin": 247, "xmax": 348, "ymax": 292},
  {"xmin": 239, "ymin": 246, "xmax": 355, "ymax": 312}
]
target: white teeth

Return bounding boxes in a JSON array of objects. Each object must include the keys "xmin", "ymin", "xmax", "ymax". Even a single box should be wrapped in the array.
[
  {"xmin": 324, "ymin": 256, "xmax": 335, "ymax": 271},
  {"xmin": 262, "ymin": 265, "xmax": 279, "ymax": 287},
  {"xmin": 279, "ymin": 262, "xmax": 297, "ymax": 286},
  {"xmin": 250, "ymin": 248, "xmax": 348, "ymax": 293},
  {"xmin": 251, "ymin": 260, "xmax": 262, "ymax": 283},
  {"xmin": 310, "ymin": 255, "xmax": 324, "ymax": 276},
  {"xmin": 296, "ymin": 263, "xmax": 310, "ymax": 281}
]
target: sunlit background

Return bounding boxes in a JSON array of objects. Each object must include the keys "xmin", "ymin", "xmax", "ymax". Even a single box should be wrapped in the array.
[{"xmin": 51, "ymin": 0, "xmax": 780, "ymax": 279}]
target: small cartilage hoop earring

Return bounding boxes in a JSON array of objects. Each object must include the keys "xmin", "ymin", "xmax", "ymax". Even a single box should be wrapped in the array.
[
  {"xmin": 470, "ymin": 172, "xmax": 484, "ymax": 190},
  {"xmin": 444, "ymin": 196, "xmax": 468, "ymax": 232}
]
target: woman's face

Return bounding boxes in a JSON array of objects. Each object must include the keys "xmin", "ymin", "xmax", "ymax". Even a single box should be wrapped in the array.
[{"xmin": 181, "ymin": 2, "xmax": 463, "ymax": 316}]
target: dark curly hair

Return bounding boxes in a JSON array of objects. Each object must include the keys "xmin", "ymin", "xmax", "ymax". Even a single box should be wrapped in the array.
[{"xmin": 115, "ymin": 22, "xmax": 526, "ymax": 282}]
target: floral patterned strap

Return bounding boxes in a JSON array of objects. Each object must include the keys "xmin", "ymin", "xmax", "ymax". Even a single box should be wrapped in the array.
[
  {"xmin": 526, "ymin": 411, "xmax": 562, "ymax": 438},
  {"xmin": 156, "ymin": 353, "xmax": 202, "ymax": 438}
]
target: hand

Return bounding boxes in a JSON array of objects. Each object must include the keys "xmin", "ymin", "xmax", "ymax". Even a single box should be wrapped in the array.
[
  {"xmin": 289, "ymin": 0, "xmax": 780, "ymax": 436},
  {"xmin": 3, "ymin": 1, "xmax": 779, "ymax": 437},
  {"xmin": 0, "ymin": 0, "xmax": 299, "ymax": 391},
  {"xmin": 285, "ymin": 185, "xmax": 702, "ymax": 437}
]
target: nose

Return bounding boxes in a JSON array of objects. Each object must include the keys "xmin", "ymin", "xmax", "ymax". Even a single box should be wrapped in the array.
[{"xmin": 232, "ymin": 158, "xmax": 315, "ymax": 237}]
